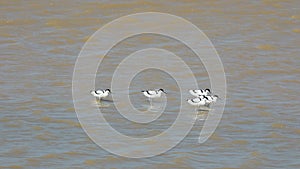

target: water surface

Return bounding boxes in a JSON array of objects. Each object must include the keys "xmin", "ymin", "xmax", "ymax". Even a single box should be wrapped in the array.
[{"xmin": 1, "ymin": 0, "xmax": 300, "ymax": 168}]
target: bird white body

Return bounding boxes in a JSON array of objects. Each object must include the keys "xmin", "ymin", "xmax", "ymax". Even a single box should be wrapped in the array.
[
  {"xmin": 187, "ymin": 97, "xmax": 207, "ymax": 107},
  {"xmin": 189, "ymin": 89, "xmax": 211, "ymax": 97},
  {"xmin": 205, "ymin": 95, "xmax": 218, "ymax": 104},
  {"xmin": 90, "ymin": 89, "xmax": 111, "ymax": 100},
  {"xmin": 142, "ymin": 89, "xmax": 166, "ymax": 99}
]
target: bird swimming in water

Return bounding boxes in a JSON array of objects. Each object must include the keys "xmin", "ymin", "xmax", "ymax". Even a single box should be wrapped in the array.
[
  {"xmin": 204, "ymin": 95, "xmax": 219, "ymax": 104},
  {"xmin": 187, "ymin": 97, "xmax": 207, "ymax": 107},
  {"xmin": 90, "ymin": 89, "xmax": 111, "ymax": 102},
  {"xmin": 141, "ymin": 89, "xmax": 167, "ymax": 106},
  {"xmin": 141, "ymin": 89, "xmax": 166, "ymax": 98},
  {"xmin": 189, "ymin": 89, "xmax": 211, "ymax": 97}
]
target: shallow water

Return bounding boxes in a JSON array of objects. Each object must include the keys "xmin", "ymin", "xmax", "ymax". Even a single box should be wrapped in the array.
[{"xmin": 1, "ymin": 0, "xmax": 300, "ymax": 168}]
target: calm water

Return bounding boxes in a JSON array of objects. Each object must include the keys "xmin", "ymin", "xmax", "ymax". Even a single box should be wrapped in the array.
[{"xmin": 1, "ymin": 0, "xmax": 300, "ymax": 168}]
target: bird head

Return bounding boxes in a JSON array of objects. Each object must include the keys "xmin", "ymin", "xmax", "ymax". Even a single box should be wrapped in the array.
[{"xmin": 159, "ymin": 89, "xmax": 167, "ymax": 94}]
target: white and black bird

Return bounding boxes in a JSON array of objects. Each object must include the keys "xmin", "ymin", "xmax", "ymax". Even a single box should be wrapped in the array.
[
  {"xmin": 187, "ymin": 97, "xmax": 208, "ymax": 107},
  {"xmin": 141, "ymin": 89, "xmax": 166, "ymax": 106},
  {"xmin": 90, "ymin": 89, "xmax": 111, "ymax": 101},
  {"xmin": 141, "ymin": 89, "xmax": 166, "ymax": 99},
  {"xmin": 189, "ymin": 89, "xmax": 211, "ymax": 97},
  {"xmin": 205, "ymin": 95, "xmax": 219, "ymax": 104}
]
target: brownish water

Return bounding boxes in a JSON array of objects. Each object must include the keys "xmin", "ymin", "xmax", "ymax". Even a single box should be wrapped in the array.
[{"xmin": 1, "ymin": 0, "xmax": 300, "ymax": 168}]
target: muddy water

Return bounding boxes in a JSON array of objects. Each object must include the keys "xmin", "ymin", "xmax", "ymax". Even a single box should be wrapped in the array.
[{"xmin": 1, "ymin": 0, "xmax": 300, "ymax": 168}]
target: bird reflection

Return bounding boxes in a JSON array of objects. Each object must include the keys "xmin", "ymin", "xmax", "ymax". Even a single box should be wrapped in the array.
[
  {"xmin": 146, "ymin": 98, "xmax": 166, "ymax": 112},
  {"xmin": 194, "ymin": 109, "xmax": 209, "ymax": 121},
  {"xmin": 92, "ymin": 99, "xmax": 113, "ymax": 108}
]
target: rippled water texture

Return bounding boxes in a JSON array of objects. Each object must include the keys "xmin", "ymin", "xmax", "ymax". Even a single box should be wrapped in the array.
[{"xmin": 1, "ymin": 0, "xmax": 300, "ymax": 168}]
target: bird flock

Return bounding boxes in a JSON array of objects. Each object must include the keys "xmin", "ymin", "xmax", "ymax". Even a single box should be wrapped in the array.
[
  {"xmin": 187, "ymin": 89, "xmax": 219, "ymax": 108},
  {"xmin": 90, "ymin": 88, "xmax": 219, "ymax": 109}
]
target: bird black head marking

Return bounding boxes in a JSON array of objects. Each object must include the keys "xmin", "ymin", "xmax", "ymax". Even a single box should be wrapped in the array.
[
  {"xmin": 205, "ymin": 88, "xmax": 211, "ymax": 93},
  {"xmin": 159, "ymin": 89, "xmax": 167, "ymax": 94}
]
